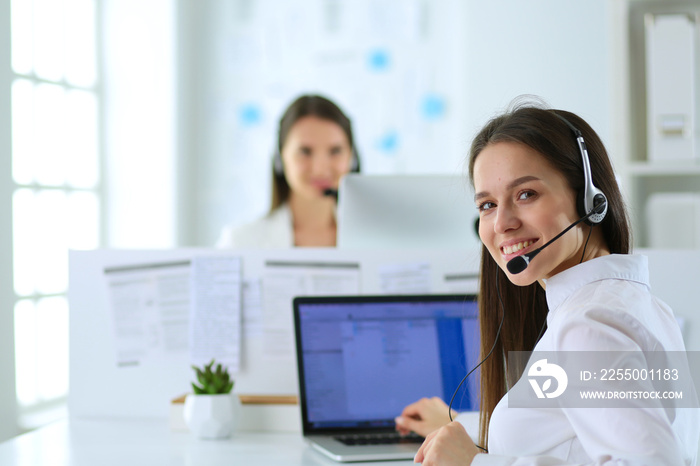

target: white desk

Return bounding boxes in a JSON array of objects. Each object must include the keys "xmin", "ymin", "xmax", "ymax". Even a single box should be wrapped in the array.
[{"xmin": 0, "ymin": 418, "xmax": 416, "ymax": 466}]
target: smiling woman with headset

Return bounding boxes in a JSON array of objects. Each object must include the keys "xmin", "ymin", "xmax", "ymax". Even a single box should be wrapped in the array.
[
  {"xmin": 397, "ymin": 102, "xmax": 699, "ymax": 465},
  {"xmin": 216, "ymin": 94, "xmax": 360, "ymax": 248}
]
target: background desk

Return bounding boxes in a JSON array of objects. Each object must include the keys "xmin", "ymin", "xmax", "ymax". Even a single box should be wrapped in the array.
[
  {"xmin": 0, "ymin": 418, "xmax": 415, "ymax": 466},
  {"xmin": 69, "ymin": 248, "xmax": 700, "ymax": 423}
]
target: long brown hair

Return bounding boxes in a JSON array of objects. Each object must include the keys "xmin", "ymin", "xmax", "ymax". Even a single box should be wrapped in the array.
[
  {"xmin": 467, "ymin": 104, "xmax": 631, "ymax": 448},
  {"xmin": 270, "ymin": 95, "xmax": 359, "ymax": 213}
]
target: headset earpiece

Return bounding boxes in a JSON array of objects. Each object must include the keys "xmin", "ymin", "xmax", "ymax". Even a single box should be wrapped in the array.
[
  {"xmin": 580, "ymin": 188, "xmax": 608, "ymax": 225},
  {"xmin": 349, "ymin": 147, "xmax": 360, "ymax": 173},
  {"xmin": 577, "ymin": 190, "xmax": 608, "ymax": 225},
  {"xmin": 273, "ymin": 150, "xmax": 284, "ymax": 176},
  {"xmin": 554, "ymin": 112, "xmax": 608, "ymax": 226}
]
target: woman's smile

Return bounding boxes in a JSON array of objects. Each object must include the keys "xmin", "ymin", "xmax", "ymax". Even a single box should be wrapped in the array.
[{"xmin": 500, "ymin": 238, "xmax": 539, "ymax": 260}]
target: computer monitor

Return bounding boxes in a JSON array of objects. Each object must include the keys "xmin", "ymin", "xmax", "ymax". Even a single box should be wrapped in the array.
[{"xmin": 337, "ymin": 174, "xmax": 480, "ymax": 250}]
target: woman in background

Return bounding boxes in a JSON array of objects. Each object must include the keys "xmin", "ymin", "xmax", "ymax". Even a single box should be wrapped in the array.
[
  {"xmin": 217, "ymin": 94, "xmax": 360, "ymax": 248},
  {"xmin": 402, "ymin": 103, "xmax": 698, "ymax": 465}
]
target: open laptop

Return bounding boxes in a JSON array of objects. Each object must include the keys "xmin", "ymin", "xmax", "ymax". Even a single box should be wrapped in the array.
[{"xmin": 293, "ymin": 294, "xmax": 480, "ymax": 462}]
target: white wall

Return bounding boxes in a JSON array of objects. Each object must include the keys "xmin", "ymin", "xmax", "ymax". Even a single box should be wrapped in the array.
[
  {"xmin": 175, "ymin": 1, "xmax": 206, "ymax": 247},
  {"xmin": 0, "ymin": 0, "xmax": 19, "ymax": 443},
  {"xmin": 103, "ymin": 0, "xmax": 177, "ymax": 249},
  {"xmin": 462, "ymin": 0, "xmax": 611, "ymax": 144},
  {"xmin": 188, "ymin": 0, "xmax": 617, "ymax": 247}
]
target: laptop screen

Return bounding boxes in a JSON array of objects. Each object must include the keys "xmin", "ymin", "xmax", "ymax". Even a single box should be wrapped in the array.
[{"xmin": 293, "ymin": 294, "xmax": 480, "ymax": 433}]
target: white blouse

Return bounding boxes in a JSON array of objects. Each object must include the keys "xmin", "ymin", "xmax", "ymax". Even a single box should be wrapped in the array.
[
  {"xmin": 473, "ymin": 254, "xmax": 699, "ymax": 466},
  {"xmin": 216, "ymin": 204, "xmax": 293, "ymax": 249}
]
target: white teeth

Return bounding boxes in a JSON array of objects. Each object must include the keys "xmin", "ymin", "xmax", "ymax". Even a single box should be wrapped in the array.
[{"xmin": 503, "ymin": 240, "xmax": 533, "ymax": 255}]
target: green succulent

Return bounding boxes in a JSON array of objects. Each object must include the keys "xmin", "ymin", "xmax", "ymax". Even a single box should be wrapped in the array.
[{"xmin": 191, "ymin": 359, "xmax": 234, "ymax": 395}]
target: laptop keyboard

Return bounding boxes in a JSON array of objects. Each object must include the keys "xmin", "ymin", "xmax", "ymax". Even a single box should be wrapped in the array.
[{"xmin": 334, "ymin": 432, "xmax": 424, "ymax": 446}]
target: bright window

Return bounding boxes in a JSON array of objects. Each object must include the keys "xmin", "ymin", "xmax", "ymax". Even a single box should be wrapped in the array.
[{"xmin": 10, "ymin": 0, "xmax": 100, "ymax": 427}]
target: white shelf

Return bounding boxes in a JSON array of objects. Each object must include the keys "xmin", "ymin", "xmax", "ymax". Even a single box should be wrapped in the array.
[{"xmin": 628, "ymin": 162, "xmax": 700, "ymax": 177}]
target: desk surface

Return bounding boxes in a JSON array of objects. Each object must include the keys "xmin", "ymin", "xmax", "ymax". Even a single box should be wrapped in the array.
[{"xmin": 0, "ymin": 418, "xmax": 416, "ymax": 466}]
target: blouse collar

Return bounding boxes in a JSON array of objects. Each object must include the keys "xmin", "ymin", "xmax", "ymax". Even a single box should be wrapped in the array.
[{"xmin": 543, "ymin": 254, "xmax": 650, "ymax": 315}]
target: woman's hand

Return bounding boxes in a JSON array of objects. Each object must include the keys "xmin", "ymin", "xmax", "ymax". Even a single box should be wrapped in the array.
[
  {"xmin": 414, "ymin": 421, "xmax": 482, "ymax": 465},
  {"xmin": 395, "ymin": 397, "xmax": 456, "ymax": 437}
]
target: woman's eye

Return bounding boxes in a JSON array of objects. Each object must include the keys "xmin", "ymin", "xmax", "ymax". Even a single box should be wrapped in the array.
[
  {"xmin": 518, "ymin": 190, "xmax": 536, "ymax": 201},
  {"xmin": 478, "ymin": 201, "xmax": 495, "ymax": 212}
]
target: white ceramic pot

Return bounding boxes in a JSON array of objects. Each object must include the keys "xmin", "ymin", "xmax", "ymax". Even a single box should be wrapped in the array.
[{"xmin": 183, "ymin": 393, "xmax": 234, "ymax": 439}]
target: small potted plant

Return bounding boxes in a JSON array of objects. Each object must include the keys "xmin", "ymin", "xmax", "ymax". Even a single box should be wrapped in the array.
[{"xmin": 183, "ymin": 359, "xmax": 235, "ymax": 439}]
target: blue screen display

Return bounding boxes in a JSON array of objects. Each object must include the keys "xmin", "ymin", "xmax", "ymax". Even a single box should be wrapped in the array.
[{"xmin": 297, "ymin": 297, "xmax": 479, "ymax": 429}]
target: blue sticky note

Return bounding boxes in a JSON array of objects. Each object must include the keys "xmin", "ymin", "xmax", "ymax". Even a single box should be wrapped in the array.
[
  {"xmin": 368, "ymin": 49, "xmax": 390, "ymax": 72},
  {"xmin": 239, "ymin": 104, "xmax": 262, "ymax": 126},
  {"xmin": 422, "ymin": 94, "xmax": 446, "ymax": 120},
  {"xmin": 377, "ymin": 130, "xmax": 399, "ymax": 154}
]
